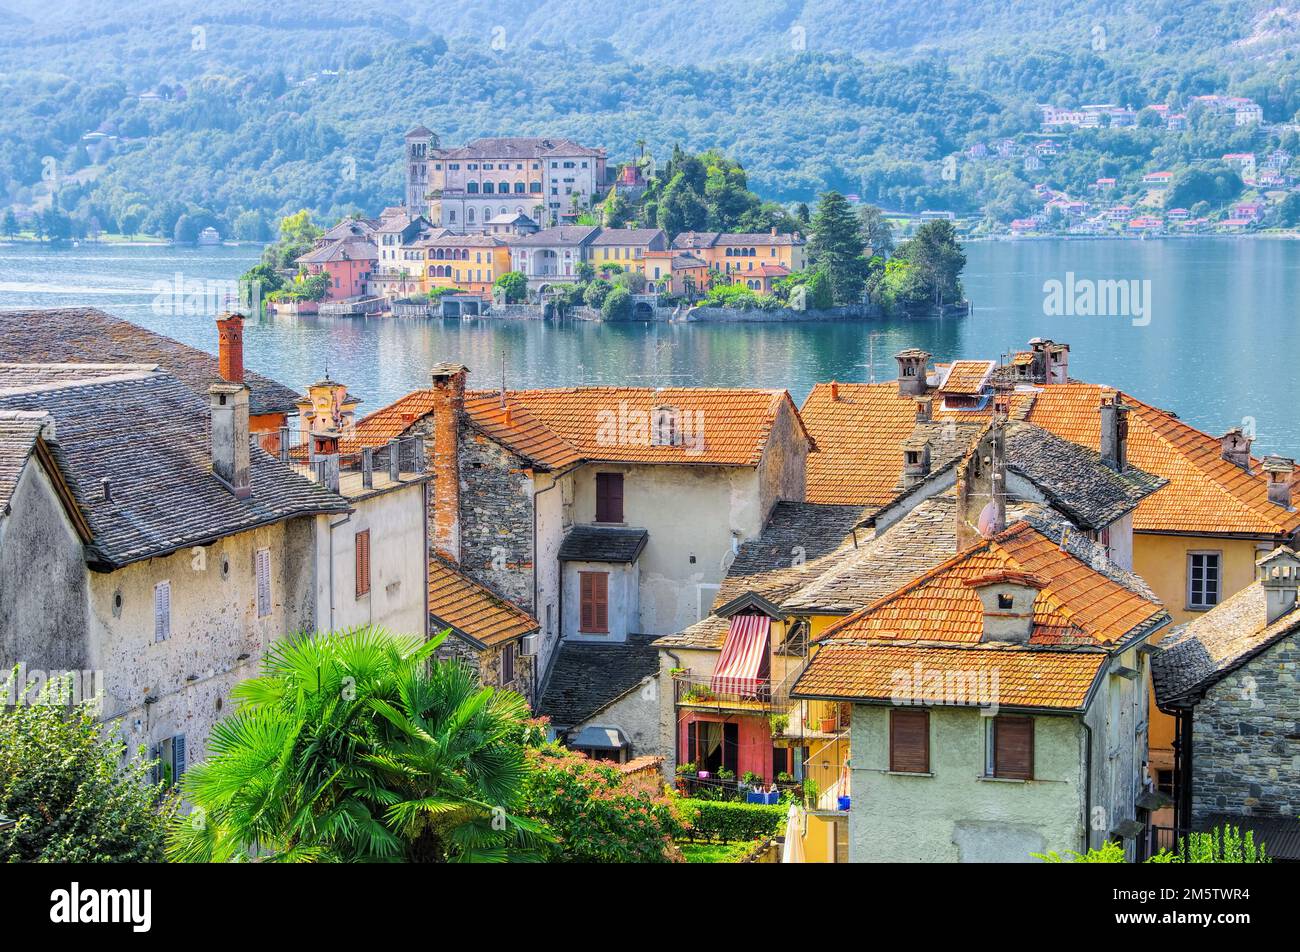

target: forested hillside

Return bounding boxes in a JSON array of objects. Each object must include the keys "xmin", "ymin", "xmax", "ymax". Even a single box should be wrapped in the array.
[{"xmin": 2, "ymin": 0, "xmax": 1298, "ymax": 237}]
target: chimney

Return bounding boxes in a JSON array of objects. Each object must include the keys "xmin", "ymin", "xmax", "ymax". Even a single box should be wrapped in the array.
[
  {"xmin": 964, "ymin": 570, "xmax": 1049, "ymax": 644},
  {"xmin": 430, "ymin": 363, "xmax": 468, "ymax": 562},
  {"xmin": 1028, "ymin": 338, "xmax": 1069, "ymax": 385},
  {"xmin": 830, "ymin": 381, "xmax": 839, "ymax": 401},
  {"xmin": 901, "ymin": 438, "xmax": 931, "ymax": 488},
  {"xmin": 1263, "ymin": 455, "xmax": 1295, "ymax": 510},
  {"xmin": 770, "ymin": 226, "xmax": 777, "ymax": 236},
  {"xmin": 1258, "ymin": 547, "xmax": 1300, "ymax": 625},
  {"xmin": 216, "ymin": 312, "xmax": 245, "ymax": 383},
  {"xmin": 915, "ymin": 396, "xmax": 932, "ymax": 422},
  {"xmin": 1219, "ymin": 427, "xmax": 1253, "ymax": 471},
  {"xmin": 894, "ymin": 349, "xmax": 931, "ymax": 397},
  {"xmin": 209, "ymin": 383, "xmax": 251, "ymax": 499},
  {"xmin": 1099, "ymin": 392, "xmax": 1130, "ymax": 472}
]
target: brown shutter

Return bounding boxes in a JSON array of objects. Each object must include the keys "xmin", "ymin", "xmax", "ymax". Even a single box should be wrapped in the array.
[
  {"xmin": 579, "ymin": 571, "xmax": 609, "ymax": 633},
  {"xmin": 596, "ymin": 473, "xmax": 623, "ymax": 523},
  {"xmin": 889, "ymin": 708, "xmax": 929, "ymax": 773},
  {"xmin": 355, "ymin": 530, "xmax": 371, "ymax": 597},
  {"xmin": 580, "ymin": 572, "xmax": 595, "ymax": 631},
  {"xmin": 994, "ymin": 716, "xmax": 1034, "ymax": 780},
  {"xmin": 593, "ymin": 572, "xmax": 608, "ymax": 632}
]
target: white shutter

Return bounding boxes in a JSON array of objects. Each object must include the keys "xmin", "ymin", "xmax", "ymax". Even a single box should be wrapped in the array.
[
  {"xmin": 256, "ymin": 548, "xmax": 271, "ymax": 617},
  {"xmin": 154, "ymin": 581, "xmax": 170, "ymax": 642}
]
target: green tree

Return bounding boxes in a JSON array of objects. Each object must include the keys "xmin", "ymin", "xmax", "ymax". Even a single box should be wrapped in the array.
[
  {"xmin": 583, "ymin": 279, "xmax": 613, "ymax": 308},
  {"xmin": 856, "ymin": 204, "xmax": 895, "ymax": 257},
  {"xmin": 494, "ymin": 270, "xmax": 528, "ymax": 303},
  {"xmin": 166, "ymin": 627, "xmax": 545, "ymax": 863},
  {"xmin": 601, "ymin": 285, "xmax": 633, "ymax": 321},
  {"xmin": 0, "ymin": 674, "xmax": 169, "ymax": 862},
  {"xmin": 894, "ymin": 219, "xmax": 966, "ymax": 307},
  {"xmin": 1, "ymin": 209, "xmax": 17, "ymax": 238},
  {"xmin": 808, "ymin": 191, "xmax": 869, "ymax": 305},
  {"xmin": 604, "ymin": 190, "xmax": 631, "ymax": 228},
  {"xmin": 522, "ymin": 742, "xmax": 686, "ymax": 863}
]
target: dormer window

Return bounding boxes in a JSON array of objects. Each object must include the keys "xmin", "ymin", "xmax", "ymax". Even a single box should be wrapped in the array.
[
  {"xmin": 997, "ymin": 594, "xmax": 1014, "ymax": 610},
  {"xmin": 651, "ymin": 405, "xmax": 679, "ymax": 447}
]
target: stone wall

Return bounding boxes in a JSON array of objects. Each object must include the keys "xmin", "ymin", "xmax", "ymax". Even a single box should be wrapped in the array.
[
  {"xmin": 1192, "ymin": 631, "xmax": 1300, "ymax": 824},
  {"xmin": 684, "ymin": 303, "xmax": 882, "ymax": 323},
  {"xmin": 485, "ymin": 303, "xmax": 545, "ymax": 320},
  {"xmin": 457, "ymin": 431, "xmax": 535, "ymax": 610}
]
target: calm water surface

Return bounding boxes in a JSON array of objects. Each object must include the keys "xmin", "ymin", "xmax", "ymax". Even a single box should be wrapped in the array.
[{"xmin": 1, "ymin": 238, "xmax": 1298, "ymax": 452}]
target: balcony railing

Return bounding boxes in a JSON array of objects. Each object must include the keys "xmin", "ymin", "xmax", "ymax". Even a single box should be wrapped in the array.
[
  {"xmin": 673, "ymin": 673, "xmax": 791, "ymax": 713},
  {"xmin": 254, "ymin": 427, "xmax": 426, "ymax": 496}
]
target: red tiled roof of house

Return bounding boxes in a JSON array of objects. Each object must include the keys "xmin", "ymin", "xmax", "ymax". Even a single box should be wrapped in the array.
[{"xmin": 428, "ymin": 555, "xmax": 538, "ymax": 648}]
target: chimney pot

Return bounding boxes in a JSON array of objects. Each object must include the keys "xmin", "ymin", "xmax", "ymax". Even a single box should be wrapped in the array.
[
  {"xmin": 901, "ymin": 438, "xmax": 931, "ymax": 488},
  {"xmin": 964, "ymin": 570, "xmax": 1048, "ymax": 643},
  {"xmin": 830, "ymin": 381, "xmax": 840, "ymax": 401},
  {"xmin": 1220, "ymin": 427, "xmax": 1254, "ymax": 471},
  {"xmin": 216, "ymin": 312, "xmax": 246, "ymax": 384},
  {"xmin": 1258, "ymin": 547, "xmax": 1300, "ymax": 624},
  {"xmin": 1263, "ymin": 455, "xmax": 1295, "ymax": 509},
  {"xmin": 1099, "ymin": 393, "xmax": 1130, "ymax": 472},
  {"xmin": 894, "ymin": 349, "xmax": 931, "ymax": 397},
  {"xmin": 209, "ymin": 383, "xmax": 251, "ymax": 499},
  {"xmin": 915, "ymin": 396, "xmax": 932, "ymax": 422}
]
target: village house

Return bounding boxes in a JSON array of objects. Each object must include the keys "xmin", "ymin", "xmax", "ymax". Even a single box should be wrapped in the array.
[
  {"xmin": 671, "ymin": 229, "xmax": 807, "ymax": 279},
  {"xmin": 589, "ymin": 227, "xmax": 669, "ymax": 273},
  {"xmin": 797, "ymin": 338, "xmax": 1300, "ymax": 800},
  {"xmin": 372, "ymin": 212, "xmax": 440, "ymax": 299},
  {"xmin": 1152, "ymin": 546, "xmax": 1300, "ymax": 860},
  {"xmin": 417, "ymin": 233, "xmax": 512, "ymax": 300},
  {"xmin": 295, "ymin": 234, "xmax": 377, "ymax": 303},
  {"xmin": 640, "ymin": 250, "xmax": 709, "ymax": 296},
  {"xmin": 509, "ymin": 225, "xmax": 602, "ymax": 286}
]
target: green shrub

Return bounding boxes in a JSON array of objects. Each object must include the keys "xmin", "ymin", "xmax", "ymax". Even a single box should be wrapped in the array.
[
  {"xmin": 680, "ymin": 798, "xmax": 784, "ymax": 842},
  {"xmin": 602, "ymin": 285, "xmax": 633, "ymax": 321}
]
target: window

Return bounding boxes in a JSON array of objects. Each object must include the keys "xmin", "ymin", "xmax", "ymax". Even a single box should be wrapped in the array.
[
  {"xmin": 889, "ymin": 708, "xmax": 930, "ymax": 773},
  {"xmin": 355, "ymin": 530, "xmax": 371, "ymax": 597},
  {"xmin": 153, "ymin": 581, "xmax": 171, "ymax": 642},
  {"xmin": 595, "ymin": 472, "xmax": 624, "ymax": 522},
  {"xmin": 986, "ymin": 716, "xmax": 1034, "ymax": 779},
  {"xmin": 579, "ymin": 571, "xmax": 609, "ymax": 634},
  {"xmin": 256, "ymin": 548, "xmax": 272, "ymax": 617},
  {"xmin": 500, "ymin": 641, "xmax": 516, "ymax": 686},
  {"xmin": 1188, "ymin": 552, "xmax": 1220, "ymax": 609},
  {"xmin": 687, "ymin": 719, "xmax": 738, "ymax": 774}
]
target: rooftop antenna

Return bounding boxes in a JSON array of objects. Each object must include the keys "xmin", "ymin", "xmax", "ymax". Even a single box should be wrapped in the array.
[{"xmin": 500, "ymin": 350, "xmax": 507, "ymax": 407}]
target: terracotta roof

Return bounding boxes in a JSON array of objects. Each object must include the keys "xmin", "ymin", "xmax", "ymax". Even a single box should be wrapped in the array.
[
  {"xmin": 814, "ymin": 520, "xmax": 1167, "ymax": 649},
  {"xmin": 801, "ymin": 376, "xmax": 1300, "ymax": 537},
  {"xmin": 0, "ymin": 309, "xmax": 301, "ymax": 417},
  {"xmin": 427, "ymin": 555, "xmax": 538, "ymax": 649},
  {"xmin": 938, "ymin": 360, "xmax": 996, "ymax": 395},
  {"xmin": 463, "ymin": 394, "xmax": 583, "ymax": 469},
  {"xmin": 342, "ymin": 389, "xmax": 439, "ymax": 454},
  {"xmin": 793, "ymin": 642, "xmax": 1108, "ymax": 710}
]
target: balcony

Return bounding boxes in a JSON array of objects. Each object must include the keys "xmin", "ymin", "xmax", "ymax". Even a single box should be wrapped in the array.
[
  {"xmin": 673, "ymin": 673, "xmax": 791, "ymax": 714},
  {"xmin": 256, "ymin": 428, "xmax": 428, "ymax": 499}
]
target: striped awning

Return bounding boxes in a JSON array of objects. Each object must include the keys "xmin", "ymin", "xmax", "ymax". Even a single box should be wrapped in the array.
[{"xmin": 711, "ymin": 614, "xmax": 772, "ymax": 697}]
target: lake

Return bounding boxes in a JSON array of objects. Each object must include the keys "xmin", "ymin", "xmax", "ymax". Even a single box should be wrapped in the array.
[{"xmin": 2, "ymin": 237, "xmax": 1298, "ymax": 453}]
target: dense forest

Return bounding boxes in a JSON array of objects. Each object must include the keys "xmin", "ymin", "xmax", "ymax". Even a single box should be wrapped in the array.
[{"xmin": 2, "ymin": 0, "xmax": 1299, "ymax": 237}]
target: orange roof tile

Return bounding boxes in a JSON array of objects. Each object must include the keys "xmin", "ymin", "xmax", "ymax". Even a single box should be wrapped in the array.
[
  {"xmin": 463, "ymin": 394, "xmax": 582, "ymax": 469},
  {"xmin": 428, "ymin": 555, "xmax": 538, "ymax": 648},
  {"xmin": 817, "ymin": 521, "xmax": 1166, "ymax": 648},
  {"xmin": 340, "ymin": 389, "xmax": 437, "ymax": 454},
  {"xmin": 938, "ymin": 360, "xmax": 996, "ymax": 395},
  {"xmin": 800, "ymin": 378, "xmax": 1300, "ymax": 537},
  {"xmin": 793, "ymin": 642, "xmax": 1107, "ymax": 710}
]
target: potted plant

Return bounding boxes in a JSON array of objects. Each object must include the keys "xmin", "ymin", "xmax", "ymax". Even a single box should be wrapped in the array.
[
  {"xmin": 768, "ymin": 713, "xmax": 789, "ymax": 736},
  {"xmin": 803, "ymin": 777, "xmax": 820, "ymax": 807},
  {"xmin": 819, "ymin": 709, "xmax": 838, "ymax": 734}
]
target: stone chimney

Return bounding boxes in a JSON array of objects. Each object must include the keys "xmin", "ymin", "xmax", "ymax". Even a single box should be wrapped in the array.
[
  {"xmin": 1029, "ymin": 338, "xmax": 1069, "ymax": 385},
  {"xmin": 901, "ymin": 438, "xmax": 931, "ymax": 488},
  {"xmin": 216, "ymin": 312, "xmax": 245, "ymax": 383},
  {"xmin": 964, "ymin": 570, "xmax": 1049, "ymax": 644},
  {"xmin": 209, "ymin": 383, "xmax": 251, "ymax": 499},
  {"xmin": 430, "ymin": 363, "xmax": 468, "ymax": 562},
  {"xmin": 1258, "ymin": 547, "xmax": 1300, "ymax": 625},
  {"xmin": 1099, "ymin": 392, "xmax": 1130, "ymax": 472},
  {"xmin": 894, "ymin": 349, "xmax": 931, "ymax": 397},
  {"xmin": 1263, "ymin": 455, "xmax": 1295, "ymax": 510},
  {"xmin": 1219, "ymin": 427, "xmax": 1253, "ymax": 471},
  {"xmin": 915, "ymin": 396, "xmax": 932, "ymax": 422}
]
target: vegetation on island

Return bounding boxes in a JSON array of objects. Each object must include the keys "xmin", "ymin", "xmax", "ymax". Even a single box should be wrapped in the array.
[{"xmin": 1035, "ymin": 826, "xmax": 1271, "ymax": 864}]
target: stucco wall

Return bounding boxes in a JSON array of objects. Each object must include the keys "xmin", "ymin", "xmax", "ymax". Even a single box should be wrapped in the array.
[
  {"xmin": 756, "ymin": 399, "xmax": 808, "ymax": 523},
  {"xmin": 570, "ymin": 463, "xmax": 764, "ymax": 635},
  {"xmin": 1191, "ymin": 630, "xmax": 1300, "ymax": 824},
  {"xmin": 573, "ymin": 674, "xmax": 660, "ymax": 758},
  {"xmin": 848, "ymin": 704, "xmax": 1084, "ymax": 862},
  {"xmin": 562, "ymin": 559, "xmax": 639, "ymax": 641},
  {"xmin": 319, "ymin": 483, "xmax": 427, "ymax": 638},
  {"xmin": 0, "ymin": 457, "xmax": 89, "ymax": 673}
]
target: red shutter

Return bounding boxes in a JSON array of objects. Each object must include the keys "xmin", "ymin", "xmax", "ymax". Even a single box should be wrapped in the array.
[
  {"xmin": 355, "ymin": 530, "xmax": 371, "ymax": 597},
  {"xmin": 889, "ymin": 708, "xmax": 929, "ymax": 773},
  {"xmin": 579, "ymin": 571, "xmax": 608, "ymax": 634},
  {"xmin": 994, "ymin": 716, "xmax": 1034, "ymax": 780}
]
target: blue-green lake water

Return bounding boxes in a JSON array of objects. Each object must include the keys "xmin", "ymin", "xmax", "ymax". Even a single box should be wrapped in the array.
[{"xmin": 2, "ymin": 237, "xmax": 1298, "ymax": 453}]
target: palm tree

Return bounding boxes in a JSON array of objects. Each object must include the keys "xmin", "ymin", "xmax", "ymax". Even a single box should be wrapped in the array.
[{"xmin": 167, "ymin": 627, "xmax": 546, "ymax": 862}]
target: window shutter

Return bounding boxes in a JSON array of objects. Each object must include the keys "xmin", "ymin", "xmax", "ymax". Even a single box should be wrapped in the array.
[
  {"xmin": 889, "ymin": 708, "xmax": 930, "ymax": 773},
  {"xmin": 580, "ymin": 572, "xmax": 595, "ymax": 631},
  {"xmin": 593, "ymin": 573, "xmax": 608, "ymax": 632},
  {"xmin": 355, "ymin": 531, "xmax": 371, "ymax": 597},
  {"xmin": 256, "ymin": 549, "xmax": 272, "ymax": 617},
  {"xmin": 154, "ymin": 581, "xmax": 170, "ymax": 642},
  {"xmin": 994, "ymin": 716, "xmax": 1034, "ymax": 780},
  {"xmin": 172, "ymin": 734, "xmax": 186, "ymax": 783},
  {"xmin": 596, "ymin": 473, "xmax": 623, "ymax": 523}
]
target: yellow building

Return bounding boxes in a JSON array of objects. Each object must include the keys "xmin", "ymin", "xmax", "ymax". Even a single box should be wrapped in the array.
[
  {"xmin": 589, "ymin": 228, "xmax": 669, "ymax": 274},
  {"xmin": 641, "ymin": 250, "xmax": 709, "ymax": 296},
  {"xmin": 671, "ymin": 229, "xmax": 808, "ymax": 277},
  {"xmin": 418, "ymin": 234, "xmax": 512, "ymax": 300}
]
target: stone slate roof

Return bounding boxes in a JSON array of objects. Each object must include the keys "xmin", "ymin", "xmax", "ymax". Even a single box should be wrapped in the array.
[
  {"xmin": 713, "ymin": 501, "xmax": 867, "ymax": 607},
  {"xmin": 0, "ymin": 368, "xmax": 348, "ymax": 569},
  {"xmin": 509, "ymin": 225, "xmax": 601, "ymax": 247},
  {"xmin": 558, "ymin": 525, "xmax": 648, "ymax": 563},
  {"xmin": 537, "ymin": 634, "xmax": 660, "ymax": 727},
  {"xmin": 0, "ymin": 413, "xmax": 45, "ymax": 515},
  {"xmin": 0, "ymin": 309, "xmax": 301, "ymax": 417},
  {"xmin": 295, "ymin": 236, "xmax": 377, "ymax": 264},
  {"xmin": 1004, "ymin": 422, "xmax": 1166, "ymax": 530},
  {"xmin": 1152, "ymin": 582, "xmax": 1300, "ymax": 708},
  {"xmin": 590, "ymin": 228, "xmax": 666, "ymax": 247}
]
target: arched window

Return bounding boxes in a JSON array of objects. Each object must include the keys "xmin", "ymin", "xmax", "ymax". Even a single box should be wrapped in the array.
[
  {"xmin": 483, "ymin": 207, "xmax": 492, "ymax": 222},
  {"xmin": 514, "ymin": 181, "xmax": 525, "ymax": 193},
  {"xmin": 467, "ymin": 208, "xmax": 475, "ymax": 223},
  {"xmin": 448, "ymin": 209, "xmax": 456, "ymax": 223},
  {"xmin": 483, "ymin": 182, "xmax": 494, "ymax": 194},
  {"xmin": 467, "ymin": 182, "xmax": 479, "ymax": 194},
  {"xmin": 500, "ymin": 206, "xmax": 507, "ymax": 215}
]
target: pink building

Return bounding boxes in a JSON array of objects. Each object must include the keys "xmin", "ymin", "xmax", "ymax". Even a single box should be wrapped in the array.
[{"xmin": 295, "ymin": 236, "xmax": 378, "ymax": 300}]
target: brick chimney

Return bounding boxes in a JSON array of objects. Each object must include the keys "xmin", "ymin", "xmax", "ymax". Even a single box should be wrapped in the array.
[
  {"xmin": 1263, "ymin": 455, "xmax": 1295, "ymax": 510},
  {"xmin": 430, "ymin": 363, "xmax": 468, "ymax": 562},
  {"xmin": 894, "ymin": 349, "xmax": 930, "ymax": 397},
  {"xmin": 1258, "ymin": 547, "xmax": 1300, "ymax": 625},
  {"xmin": 1099, "ymin": 392, "xmax": 1130, "ymax": 472},
  {"xmin": 209, "ymin": 383, "xmax": 251, "ymax": 499},
  {"xmin": 216, "ymin": 312, "xmax": 245, "ymax": 383},
  {"xmin": 964, "ymin": 570, "xmax": 1048, "ymax": 644},
  {"xmin": 1219, "ymin": 427, "xmax": 1253, "ymax": 471}
]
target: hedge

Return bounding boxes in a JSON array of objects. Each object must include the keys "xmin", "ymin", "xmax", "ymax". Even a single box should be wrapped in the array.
[{"xmin": 681, "ymin": 799, "xmax": 784, "ymax": 842}]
